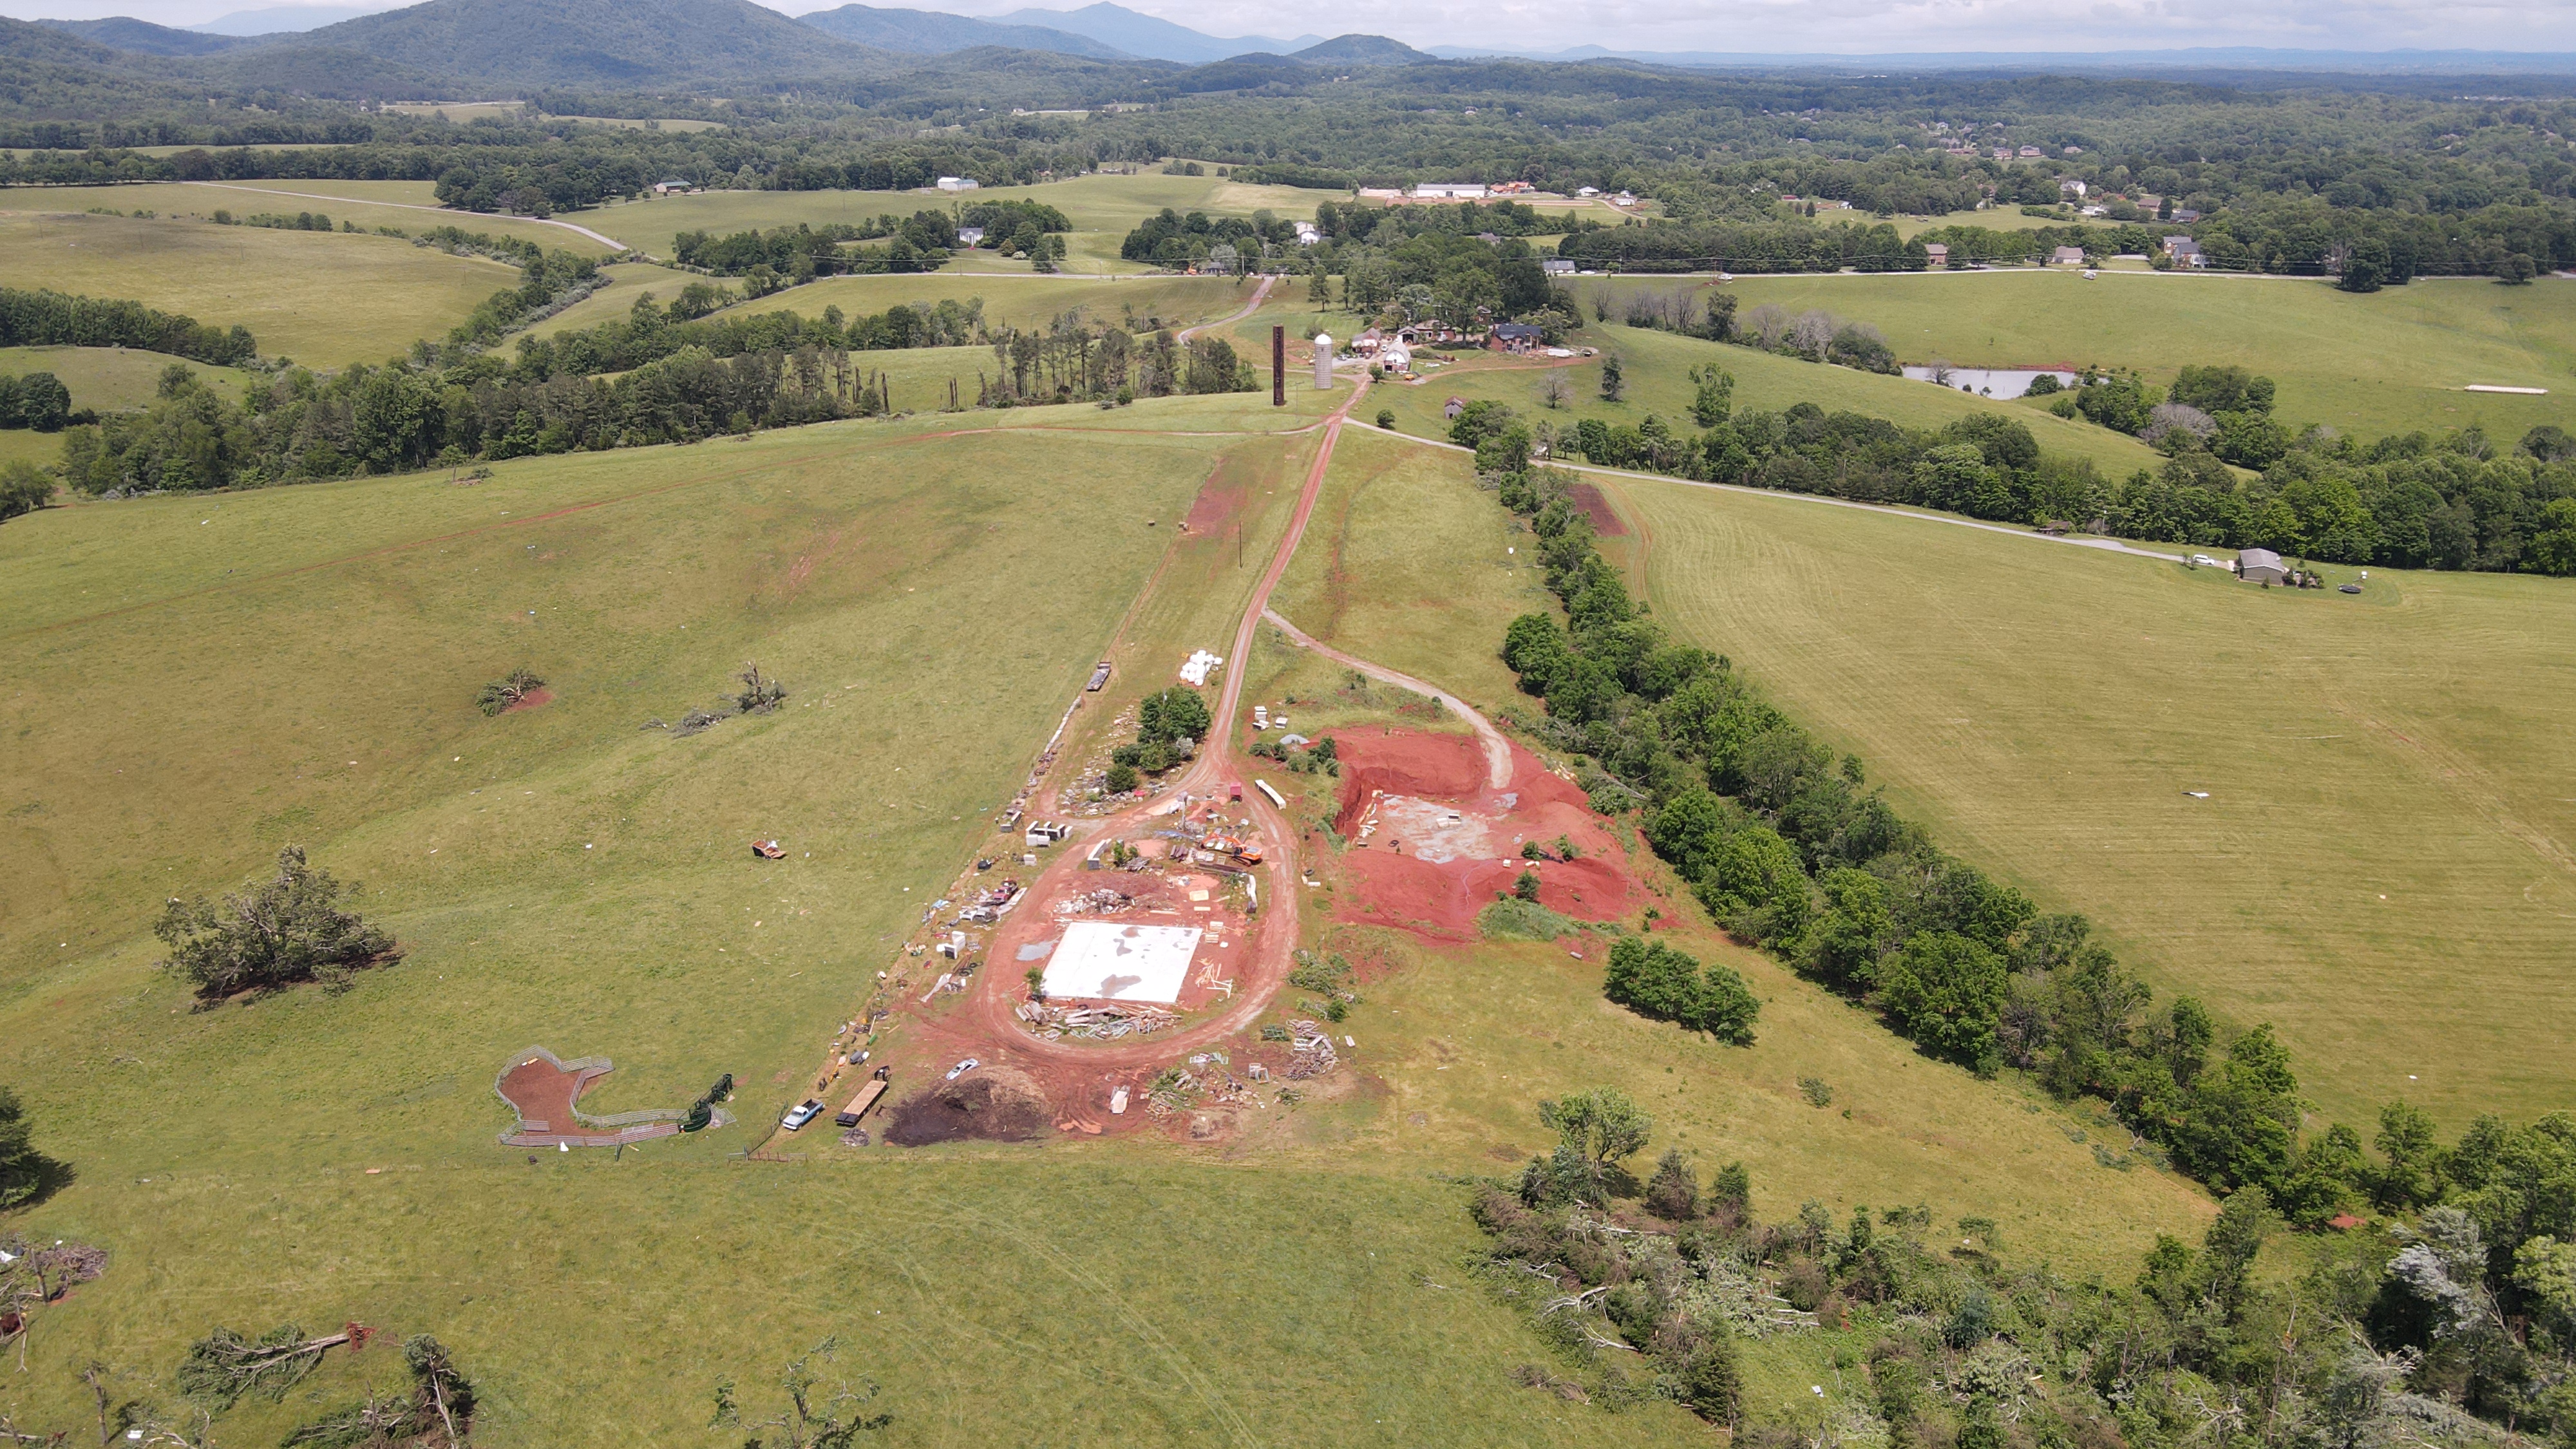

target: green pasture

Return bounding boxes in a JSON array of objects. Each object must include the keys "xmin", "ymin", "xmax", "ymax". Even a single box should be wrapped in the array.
[
  {"xmin": 0, "ymin": 208, "xmax": 523, "ymax": 366},
  {"xmin": 0, "ymin": 344, "xmax": 252, "ymax": 412},
  {"xmin": 1364, "ymin": 323, "xmax": 2174, "ymax": 479},
  {"xmin": 522, "ymin": 259, "xmax": 705, "ymax": 337},
  {"xmin": 1593, "ymin": 470, "xmax": 2576, "ymax": 1130},
  {"xmin": 719, "ymin": 272, "xmax": 1249, "ymax": 337},
  {"xmin": 1690, "ymin": 270, "xmax": 2576, "ymax": 439},
  {"xmin": 8, "ymin": 406, "xmax": 1641, "ymax": 1445},
  {"xmin": 1890, "ymin": 207, "xmax": 2119, "ymax": 238},
  {"xmin": 8, "ymin": 181, "xmax": 622, "ymax": 256}
]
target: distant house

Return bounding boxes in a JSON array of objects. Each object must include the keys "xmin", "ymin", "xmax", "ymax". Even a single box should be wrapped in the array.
[
  {"xmin": 1540, "ymin": 258, "xmax": 1576, "ymax": 276},
  {"xmin": 1993, "ymin": 147, "xmax": 2013, "ymax": 160},
  {"xmin": 1378, "ymin": 340, "xmax": 1412, "ymax": 372},
  {"xmin": 1613, "ymin": 191, "xmax": 1638, "ymax": 207},
  {"xmin": 1413, "ymin": 183, "xmax": 1488, "ymax": 200},
  {"xmin": 1488, "ymin": 323, "xmax": 1543, "ymax": 353},
  {"xmin": 1293, "ymin": 221, "xmax": 1320, "ymax": 245},
  {"xmin": 2172, "ymin": 208, "xmax": 2202, "ymax": 223},
  {"xmin": 1575, "ymin": 185, "xmax": 1600, "ymax": 196},
  {"xmin": 2060, "ymin": 178, "xmax": 2087, "ymax": 198},
  {"xmin": 652, "ymin": 178, "xmax": 696, "ymax": 195},
  {"xmin": 956, "ymin": 226, "xmax": 987, "ymax": 246},
  {"xmin": 1352, "ymin": 327, "xmax": 1384, "ymax": 354},
  {"xmin": 2062, "ymin": 145, "xmax": 2083, "ymax": 155},
  {"xmin": 2164, "ymin": 236, "xmax": 2206, "ymax": 267},
  {"xmin": 934, "ymin": 176, "xmax": 979, "ymax": 192},
  {"xmin": 1399, "ymin": 320, "xmax": 1464, "ymax": 345},
  {"xmin": 2018, "ymin": 146, "xmax": 2043, "ymax": 158},
  {"xmin": 2236, "ymin": 548, "xmax": 2289, "ymax": 585},
  {"xmin": 1443, "ymin": 395, "xmax": 1468, "ymax": 419},
  {"xmin": 1923, "ymin": 242, "xmax": 1949, "ymax": 265},
  {"xmin": 2050, "ymin": 245, "xmax": 2087, "ymax": 265}
]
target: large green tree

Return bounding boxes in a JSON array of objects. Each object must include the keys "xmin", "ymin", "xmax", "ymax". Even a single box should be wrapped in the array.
[{"xmin": 155, "ymin": 846, "xmax": 399, "ymax": 1003}]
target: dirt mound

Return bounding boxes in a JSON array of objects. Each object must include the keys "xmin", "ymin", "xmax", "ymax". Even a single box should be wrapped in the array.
[
  {"xmin": 1329, "ymin": 729, "xmax": 1649, "ymax": 942},
  {"xmin": 1332, "ymin": 729, "xmax": 1489, "ymax": 835},
  {"xmin": 886, "ymin": 1071, "xmax": 1051, "ymax": 1146},
  {"xmin": 1566, "ymin": 482, "xmax": 1626, "ymax": 536}
]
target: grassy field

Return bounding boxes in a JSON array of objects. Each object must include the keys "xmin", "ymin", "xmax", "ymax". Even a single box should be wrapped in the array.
[
  {"xmin": 1363, "ymin": 322, "xmax": 2175, "ymax": 479},
  {"xmin": 1589, "ymin": 470, "xmax": 2576, "ymax": 1130},
  {"xmin": 1891, "ymin": 207, "xmax": 2119, "ymax": 239},
  {"xmin": 8, "ymin": 399, "xmax": 1696, "ymax": 1446},
  {"xmin": 522, "ymin": 259, "xmax": 704, "ymax": 337},
  {"xmin": 1689, "ymin": 270, "xmax": 2576, "ymax": 439},
  {"xmin": 721, "ymin": 272, "xmax": 1249, "ymax": 336},
  {"xmin": 10, "ymin": 182, "xmax": 623, "ymax": 256},
  {"xmin": 0, "ymin": 344, "xmax": 252, "ymax": 411},
  {"xmin": 0, "ymin": 208, "xmax": 523, "ymax": 366}
]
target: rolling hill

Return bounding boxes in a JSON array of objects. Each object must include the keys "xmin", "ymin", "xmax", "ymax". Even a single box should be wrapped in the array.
[
  {"xmin": 35, "ymin": 15, "xmax": 251, "ymax": 55},
  {"xmin": 266, "ymin": 0, "xmax": 896, "ymax": 86},
  {"xmin": 1292, "ymin": 33, "xmax": 1432, "ymax": 64},
  {"xmin": 990, "ymin": 1, "xmax": 1316, "ymax": 62},
  {"xmin": 796, "ymin": 3, "xmax": 1130, "ymax": 58}
]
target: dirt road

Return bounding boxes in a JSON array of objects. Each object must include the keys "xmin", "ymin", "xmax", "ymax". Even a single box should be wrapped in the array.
[
  {"xmin": 899, "ymin": 363, "xmax": 1370, "ymax": 1090},
  {"xmin": 1258, "ymin": 609, "xmax": 1513, "ymax": 791}
]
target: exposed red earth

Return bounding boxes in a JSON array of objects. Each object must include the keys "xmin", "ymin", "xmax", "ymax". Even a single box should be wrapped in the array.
[
  {"xmin": 493, "ymin": 1048, "xmax": 682, "ymax": 1149},
  {"xmin": 1327, "ymin": 729, "xmax": 1649, "ymax": 942}
]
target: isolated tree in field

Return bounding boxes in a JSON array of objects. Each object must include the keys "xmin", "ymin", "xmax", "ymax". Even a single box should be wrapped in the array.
[
  {"xmin": 1598, "ymin": 354, "xmax": 1625, "ymax": 402},
  {"xmin": 1540, "ymin": 1088, "xmax": 1653, "ymax": 1169},
  {"xmin": 1136, "ymin": 686, "xmax": 1209, "ymax": 745},
  {"xmin": 0, "ymin": 460, "xmax": 55, "ymax": 522},
  {"xmin": 1306, "ymin": 269, "xmax": 1331, "ymax": 306},
  {"xmin": 1602, "ymin": 936, "xmax": 1759, "ymax": 1044},
  {"xmin": 155, "ymin": 847, "xmax": 399, "ymax": 1003},
  {"xmin": 1687, "ymin": 363, "xmax": 1733, "ymax": 426},
  {"xmin": 0, "ymin": 1086, "xmax": 67, "ymax": 1209},
  {"xmin": 710, "ymin": 1338, "xmax": 893, "ymax": 1447},
  {"xmin": 1644, "ymin": 1148, "xmax": 1701, "ymax": 1220},
  {"xmin": 1539, "ymin": 370, "xmax": 1571, "ymax": 410}
]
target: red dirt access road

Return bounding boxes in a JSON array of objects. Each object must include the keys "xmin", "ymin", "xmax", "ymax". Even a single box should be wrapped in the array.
[{"xmin": 900, "ymin": 357, "xmax": 1370, "ymax": 1093}]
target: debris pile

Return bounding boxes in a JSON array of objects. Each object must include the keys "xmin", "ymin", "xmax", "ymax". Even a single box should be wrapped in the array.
[
  {"xmin": 1015, "ymin": 1001, "xmax": 1178, "ymax": 1039},
  {"xmin": 1054, "ymin": 887, "xmax": 1135, "ymax": 917},
  {"xmin": 1285, "ymin": 1019, "xmax": 1340, "ymax": 1079}
]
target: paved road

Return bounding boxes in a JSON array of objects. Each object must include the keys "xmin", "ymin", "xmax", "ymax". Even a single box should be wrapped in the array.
[
  {"xmin": 182, "ymin": 181, "xmax": 632, "ymax": 252},
  {"xmin": 1355, "ymin": 424, "xmax": 2187, "ymax": 564}
]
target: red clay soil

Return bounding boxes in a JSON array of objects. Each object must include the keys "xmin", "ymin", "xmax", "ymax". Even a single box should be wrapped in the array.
[
  {"xmin": 1182, "ymin": 471, "xmax": 1248, "ymax": 535},
  {"xmin": 502, "ymin": 687, "xmax": 554, "ymax": 714},
  {"xmin": 495, "ymin": 1050, "xmax": 678, "ymax": 1148},
  {"xmin": 1566, "ymin": 482, "xmax": 1627, "ymax": 536},
  {"xmin": 1328, "ymin": 728, "xmax": 1648, "ymax": 942}
]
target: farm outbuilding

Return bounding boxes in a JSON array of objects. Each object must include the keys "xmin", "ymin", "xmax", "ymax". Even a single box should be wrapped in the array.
[{"xmin": 2236, "ymin": 548, "xmax": 2289, "ymax": 585}]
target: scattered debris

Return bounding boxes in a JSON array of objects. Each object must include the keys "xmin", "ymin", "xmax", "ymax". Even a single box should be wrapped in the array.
[
  {"xmin": 1179, "ymin": 649, "xmax": 1223, "ymax": 686},
  {"xmin": 750, "ymin": 838, "xmax": 786, "ymax": 859}
]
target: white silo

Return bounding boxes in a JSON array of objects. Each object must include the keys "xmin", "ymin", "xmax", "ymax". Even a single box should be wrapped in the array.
[{"xmin": 1312, "ymin": 333, "xmax": 1334, "ymax": 389}]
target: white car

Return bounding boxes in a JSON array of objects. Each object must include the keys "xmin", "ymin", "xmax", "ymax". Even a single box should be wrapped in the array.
[
  {"xmin": 2190, "ymin": 553, "xmax": 2220, "ymax": 568},
  {"xmin": 945, "ymin": 1057, "xmax": 980, "ymax": 1081},
  {"xmin": 781, "ymin": 1098, "xmax": 825, "ymax": 1130}
]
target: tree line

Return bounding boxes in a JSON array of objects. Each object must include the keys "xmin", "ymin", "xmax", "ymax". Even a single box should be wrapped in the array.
[{"xmin": 0, "ymin": 287, "xmax": 256, "ymax": 366}]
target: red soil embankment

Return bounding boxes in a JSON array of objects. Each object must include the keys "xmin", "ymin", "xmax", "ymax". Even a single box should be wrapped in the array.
[
  {"xmin": 1328, "ymin": 728, "xmax": 1647, "ymax": 942},
  {"xmin": 1566, "ymin": 482, "xmax": 1627, "ymax": 536}
]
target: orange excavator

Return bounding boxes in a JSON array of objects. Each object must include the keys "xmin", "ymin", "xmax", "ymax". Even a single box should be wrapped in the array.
[{"xmin": 1203, "ymin": 835, "xmax": 1265, "ymax": 865}]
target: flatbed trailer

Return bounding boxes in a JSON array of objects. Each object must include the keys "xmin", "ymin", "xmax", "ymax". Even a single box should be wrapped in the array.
[{"xmin": 835, "ymin": 1075, "xmax": 889, "ymax": 1128}]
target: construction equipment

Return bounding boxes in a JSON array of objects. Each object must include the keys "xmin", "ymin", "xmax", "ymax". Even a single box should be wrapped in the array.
[{"xmin": 1202, "ymin": 834, "xmax": 1265, "ymax": 866}]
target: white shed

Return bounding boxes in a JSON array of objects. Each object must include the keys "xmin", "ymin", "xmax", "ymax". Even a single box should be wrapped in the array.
[{"xmin": 2236, "ymin": 548, "xmax": 2289, "ymax": 585}]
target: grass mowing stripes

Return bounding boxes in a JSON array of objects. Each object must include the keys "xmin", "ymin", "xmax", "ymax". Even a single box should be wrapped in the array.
[{"xmin": 1607, "ymin": 469, "xmax": 2576, "ymax": 1130}]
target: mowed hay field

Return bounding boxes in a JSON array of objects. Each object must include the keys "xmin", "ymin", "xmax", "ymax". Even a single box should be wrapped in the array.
[
  {"xmin": 1692, "ymin": 270, "xmax": 2576, "ymax": 439},
  {"xmin": 1600, "ymin": 471, "xmax": 2576, "ymax": 1128},
  {"xmin": 0, "ymin": 402, "xmax": 1728, "ymax": 1447},
  {"xmin": 0, "ymin": 209, "xmax": 521, "ymax": 366}
]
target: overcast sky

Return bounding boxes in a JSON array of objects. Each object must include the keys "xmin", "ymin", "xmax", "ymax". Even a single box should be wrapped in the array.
[{"xmin": 13, "ymin": 0, "xmax": 2574, "ymax": 55}]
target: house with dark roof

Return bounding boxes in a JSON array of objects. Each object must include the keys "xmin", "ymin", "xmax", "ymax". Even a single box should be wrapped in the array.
[{"xmin": 1487, "ymin": 323, "xmax": 1544, "ymax": 354}]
